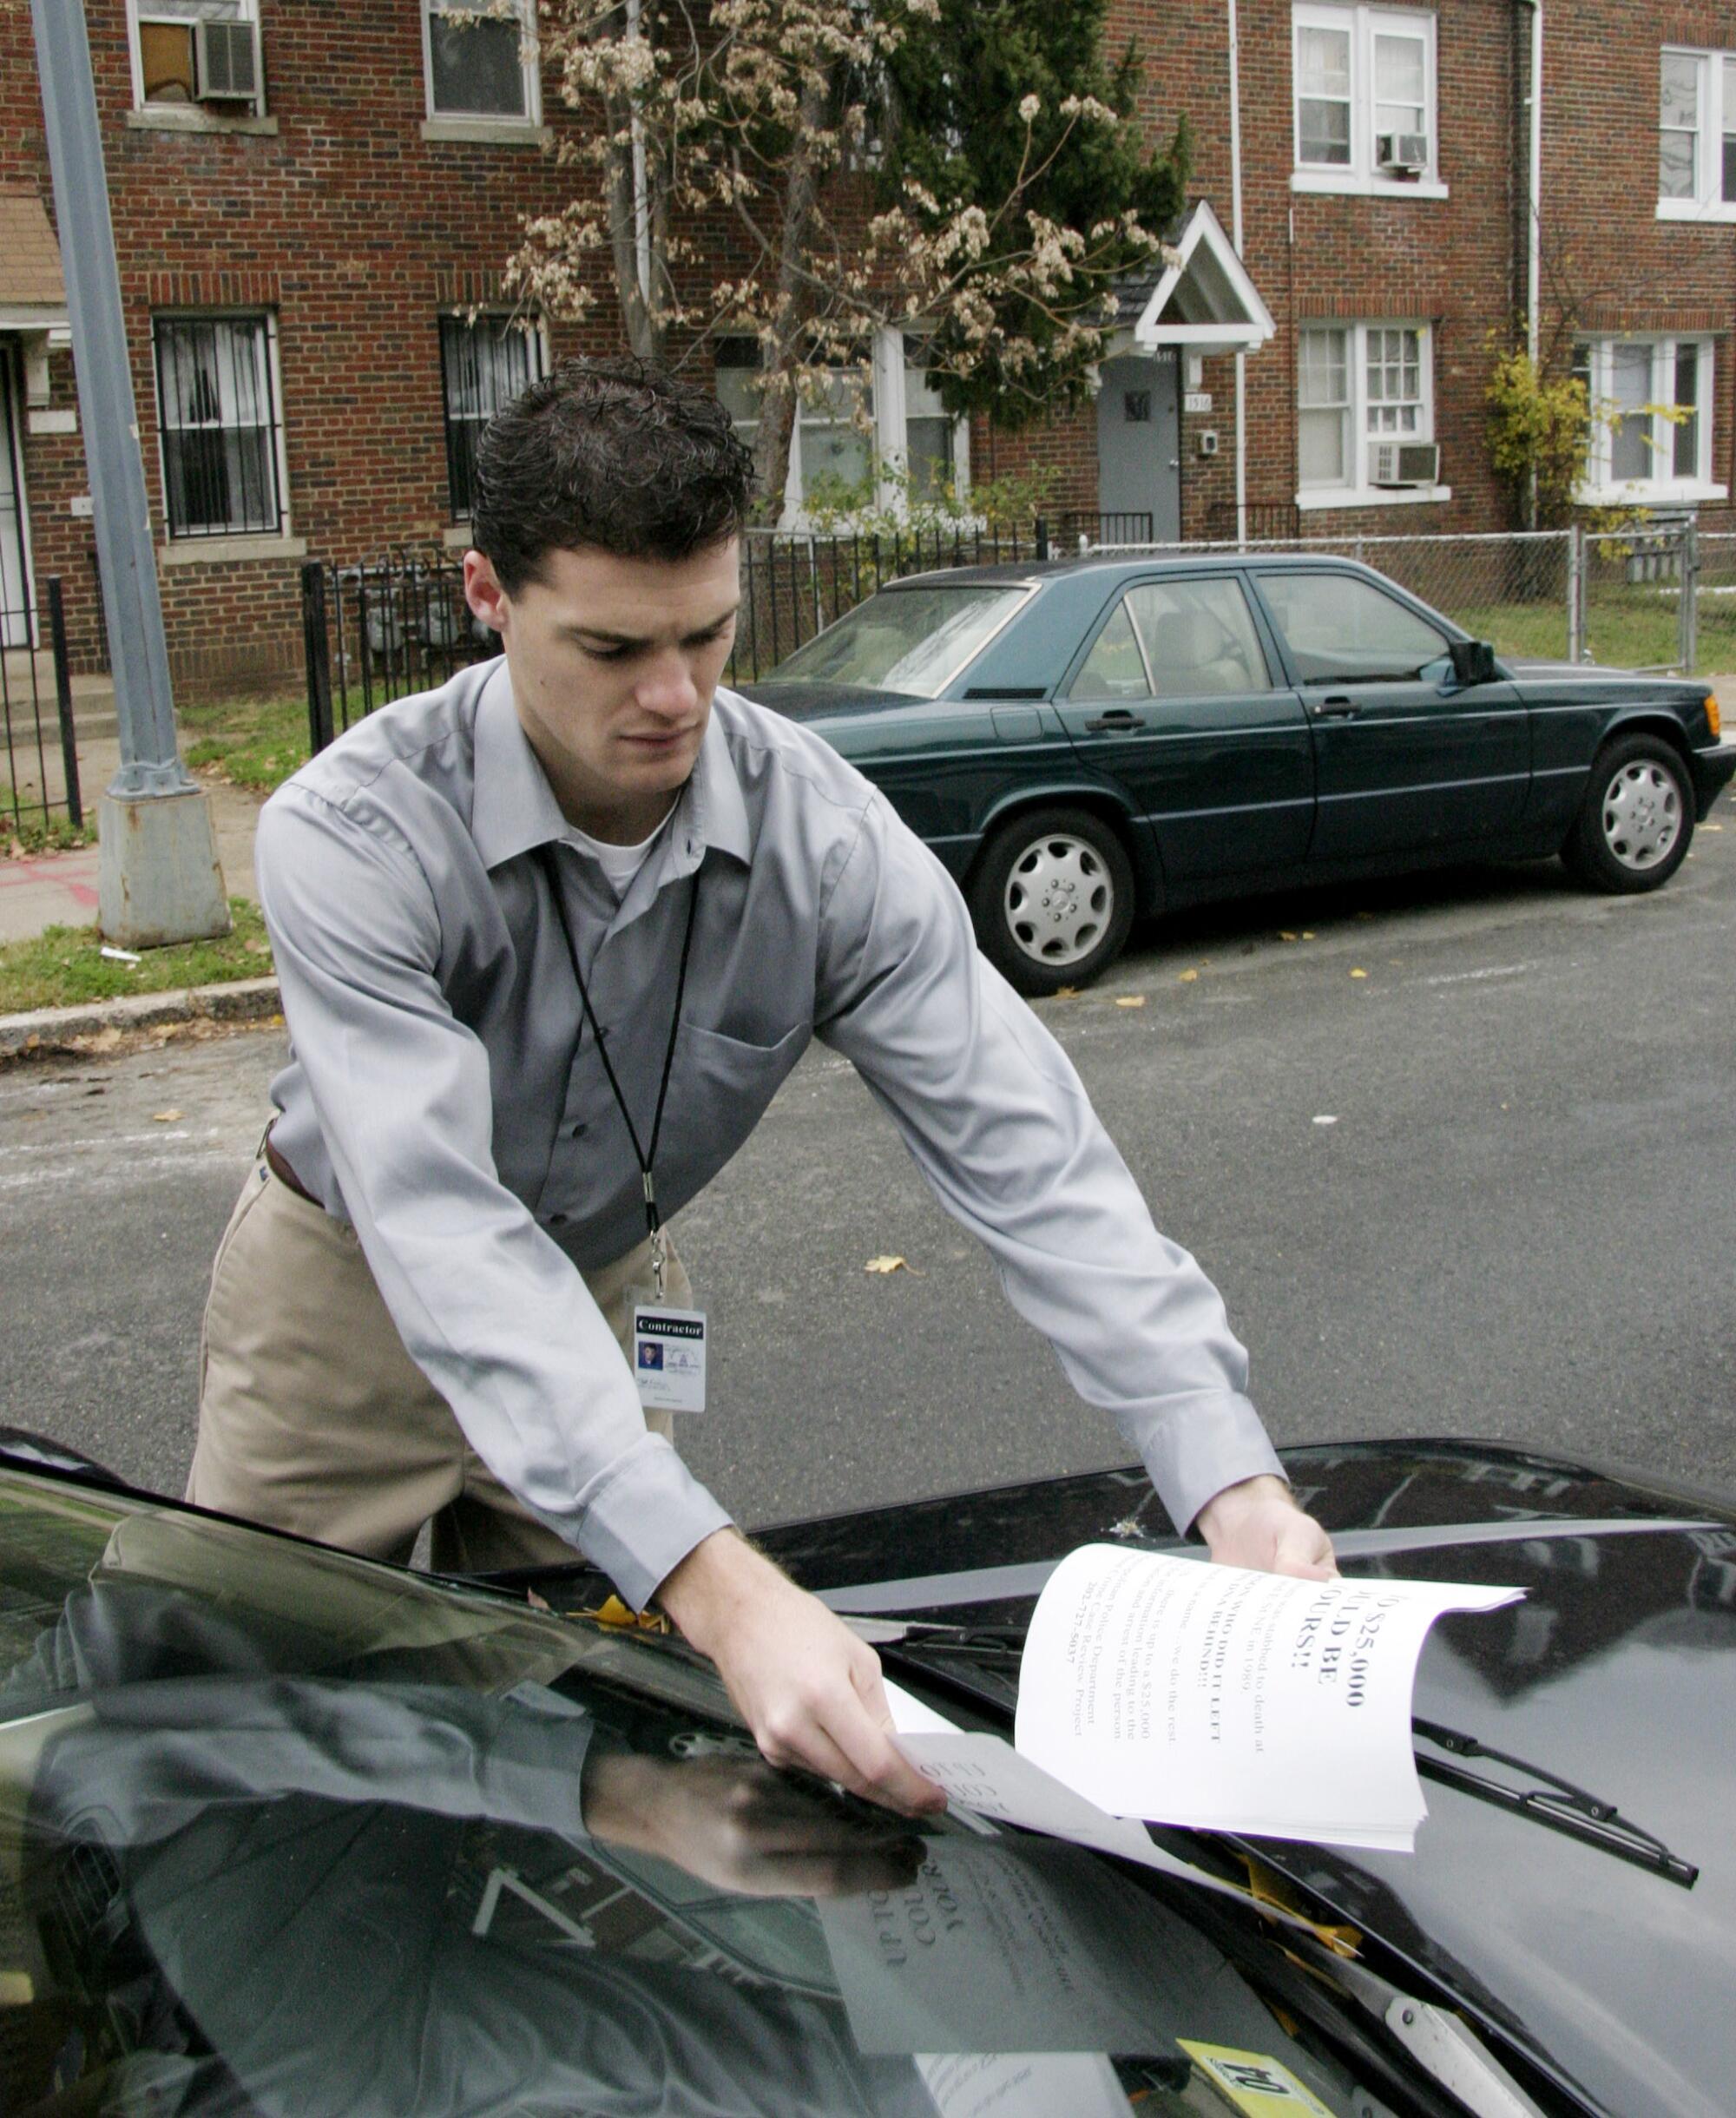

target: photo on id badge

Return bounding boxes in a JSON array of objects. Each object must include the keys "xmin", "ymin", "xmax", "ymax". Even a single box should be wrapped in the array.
[{"xmin": 632, "ymin": 1304, "xmax": 707, "ymax": 1415}]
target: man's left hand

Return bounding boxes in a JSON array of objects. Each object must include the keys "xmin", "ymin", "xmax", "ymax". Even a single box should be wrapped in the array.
[{"xmin": 1195, "ymin": 1473, "xmax": 1337, "ymax": 1578}]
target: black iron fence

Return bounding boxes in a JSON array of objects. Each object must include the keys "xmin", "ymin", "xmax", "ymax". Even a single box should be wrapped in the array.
[
  {"xmin": 300, "ymin": 550, "xmax": 503, "ymax": 752},
  {"xmin": 302, "ymin": 522, "xmax": 1067, "ymax": 753},
  {"xmin": 1202, "ymin": 498, "xmax": 1303, "ymax": 543},
  {"xmin": 728, "ymin": 521, "xmax": 1049, "ymax": 683},
  {"xmin": 1, "ymin": 577, "xmax": 84, "ymax": 833}
]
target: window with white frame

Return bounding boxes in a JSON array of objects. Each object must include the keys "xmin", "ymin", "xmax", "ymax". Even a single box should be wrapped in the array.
[
  {"xmin": 1297, "ymin": 322, "xmax": 1437, "ymax": 500},
  {"xmin": 716, "ymin": 331, "xmax": 966, "ymax": 517},
  {"xmin": 902, "ymin": 338, "xmax": 957, "ymax": 499},
  {"xmin": 798, "ymin": 364, "xmax": 875, "ymax": 497},
  {"xmin": 424, "ymin": 0, "xmax": 538, "ymax": 122},
  {"xmin": 1658, "ymin": 48, "xmax": 1736, "ymax": 216},
  {"xmin": 1574, "ymin": 337, "xmax": 1720, "ymax": 497},
  {"xmin": 439, "ymin": 315, "xmax": 547, "ymax": 521},
  {"xmin": 152, "ymin": 315, "xmax": 286, "ymax": 540},
  {"xmin": 128, "ymin": 0, "xmax": 262, "ymax": 115},
  {"xmin": 714, "ymin": 339, "xmax": 764, "ymax": 448},
  {"xmin": 1292, "ymin": 4, "xmax": 1439, "ymax": 192}
]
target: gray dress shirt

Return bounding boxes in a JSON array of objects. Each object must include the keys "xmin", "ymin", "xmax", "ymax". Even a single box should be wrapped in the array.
[{"xmin": 257, "ymin": 657, "xmax": 1282, "ymax": 1608}]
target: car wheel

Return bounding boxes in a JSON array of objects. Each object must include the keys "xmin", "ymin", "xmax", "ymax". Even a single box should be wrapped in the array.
[
  {"xmin": 970, "ymin": 807, "xmax": 1135, "ymax": 996},
  {"xmin": 1562, "ymin": 733, "xmax": 1694, "ymax": 893}
]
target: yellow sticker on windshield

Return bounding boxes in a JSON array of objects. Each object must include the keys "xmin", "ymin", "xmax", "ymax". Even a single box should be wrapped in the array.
[{"xmin": 1179, "ymin": 2042, "xmax": 1336, "ymax": 2117}]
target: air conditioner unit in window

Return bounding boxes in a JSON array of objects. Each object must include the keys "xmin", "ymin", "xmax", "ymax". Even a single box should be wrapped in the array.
[
  {"xmin": 1375, "ymin": 132, "xmax": 1430, "ymax": 174},
  {"xmin": 194, "ymin": 19, "xmax": 260, "ymax": 104},
  {"xmin": 1369, "ymin": 440, "xmax": 1440, "ymax": 487}
]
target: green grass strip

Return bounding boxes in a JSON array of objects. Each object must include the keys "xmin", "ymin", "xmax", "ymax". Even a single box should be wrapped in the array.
[{"xmin": 0, "ymin": 898, "xmax": 273, "ymax": 1016}]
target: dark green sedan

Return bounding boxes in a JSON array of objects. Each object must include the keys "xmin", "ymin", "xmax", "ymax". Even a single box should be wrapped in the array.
[{"xmin": 742, "ymin": 555, "xmax": 1736, "ymax": 994}]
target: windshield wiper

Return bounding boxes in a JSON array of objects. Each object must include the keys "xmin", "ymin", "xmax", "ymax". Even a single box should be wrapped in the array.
[
  {"xmin": 1413, "ymin": 1717, "xmax": 1697, "ymax": 1888},
  {"xmin": 851, "ymin": 1621, "xmax": 1025, "ymax": 1719}
]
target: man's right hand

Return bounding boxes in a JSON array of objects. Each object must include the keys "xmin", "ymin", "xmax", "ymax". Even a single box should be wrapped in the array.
[{"xmin": 654, "ymin": 1529, "xmax": 947, "ymax": 1819}]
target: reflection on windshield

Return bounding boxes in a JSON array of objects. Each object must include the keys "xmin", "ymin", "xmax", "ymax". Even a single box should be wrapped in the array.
[
  {"xmin": 0, "ymin": 1473, "xmax": 1371, "ymax": 2116},
  {"xmin": 766, "ymin": 586, "xmax": 1030, "ymax": 698}
]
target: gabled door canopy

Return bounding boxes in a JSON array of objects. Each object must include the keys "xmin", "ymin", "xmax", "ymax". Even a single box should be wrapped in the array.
[{"xmin": 1131, "ymin": 199, "xmax": 1273, "ymax": 355}]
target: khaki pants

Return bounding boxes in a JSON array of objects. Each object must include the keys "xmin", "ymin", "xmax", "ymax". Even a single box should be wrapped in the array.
[{"xmin": 189, "ymin": 1152, "xmax": 687, "ymax": 1575}]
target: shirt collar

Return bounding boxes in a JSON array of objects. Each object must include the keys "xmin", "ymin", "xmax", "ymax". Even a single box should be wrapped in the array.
[
  {"xmin": 471, "ymin": 661, "xmax": 569, "ymax": 872},
  {"xmin": 471, "ymin": 660, "xmax": 753, "ymax": 875}
]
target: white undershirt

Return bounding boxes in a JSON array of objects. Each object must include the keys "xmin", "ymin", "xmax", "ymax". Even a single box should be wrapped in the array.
[{"xmin": 562, "ymin": 805, "xmax": 677, "ymax": 900}]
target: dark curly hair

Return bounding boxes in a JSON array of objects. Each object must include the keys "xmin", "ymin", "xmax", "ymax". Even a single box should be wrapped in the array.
[{"xmin": 470, "ymin": 357, "xmax": 755, "ymax": 594}]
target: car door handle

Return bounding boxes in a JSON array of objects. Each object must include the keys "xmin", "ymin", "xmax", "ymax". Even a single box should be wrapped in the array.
[
  {"xmin": 1312, "ymin": 694, "xmax": 1360, "ymax": 719},
  {"xmin": 1083, "ymin": 709, "xmax": 1140, "ymax": 733}
]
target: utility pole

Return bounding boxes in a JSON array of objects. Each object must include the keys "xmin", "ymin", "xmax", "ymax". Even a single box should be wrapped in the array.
[{"xmin": 31, "ymin": 0, "xmax": 228, "ymax": 946}]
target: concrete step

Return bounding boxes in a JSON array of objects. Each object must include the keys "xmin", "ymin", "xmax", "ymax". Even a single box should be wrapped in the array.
[{"xmin": 1, "ymin": 651, "xmax": 115, "ymax": 740}]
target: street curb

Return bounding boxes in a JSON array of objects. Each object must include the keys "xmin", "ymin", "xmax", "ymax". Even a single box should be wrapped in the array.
[{"xmin": 0, "ymin": 977, "xmax": 281, "ymax": 1061}]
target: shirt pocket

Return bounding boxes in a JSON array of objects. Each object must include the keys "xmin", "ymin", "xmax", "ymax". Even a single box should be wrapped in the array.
[{"xmin": 665, "ymin": 1020, "xmax": 812, "ymax": 1200}]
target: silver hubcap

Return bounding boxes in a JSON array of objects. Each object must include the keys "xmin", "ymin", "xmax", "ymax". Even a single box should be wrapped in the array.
[
  {"xmin": 1601, "ymin": 760, "xmax": 1681, "ymax": 872},
  {"xmin": 1004, "ymin": 832, "xmax": 1114, "ymax": 967}
]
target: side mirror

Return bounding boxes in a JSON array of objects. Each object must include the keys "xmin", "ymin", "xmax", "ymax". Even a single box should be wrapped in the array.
[{"xmin": 1448, "ymin": 639, "xmax": 1497, "ymax": 686}]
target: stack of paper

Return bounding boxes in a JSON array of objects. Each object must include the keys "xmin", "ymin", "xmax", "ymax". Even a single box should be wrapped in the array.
[{"xmin": 883, "ymin": 1542, "xmax": 1522, "ymax": 1855}]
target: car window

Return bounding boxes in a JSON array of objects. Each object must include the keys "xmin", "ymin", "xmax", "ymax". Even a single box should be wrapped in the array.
[
  {"xmin": 1067, "ymin": 599, "xmax": 1151, "ymax": 698},
  {"xmin": 766, "ymin": 584, "xmax": 1030, "ymax": 699},
  {"xmin": 1257, "ymin": 569, "xmax": 1449, "ymax": 684},
  {"xmin": 1125, "ymin": 578, "xmax": 1272, "ymax": 697}
]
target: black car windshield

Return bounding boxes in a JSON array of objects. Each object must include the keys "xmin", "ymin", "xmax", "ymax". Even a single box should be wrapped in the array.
[
  {"xmin": 766, "ymin": 584, "xmax": 1031, "ymax": 698},
  {"xmin": 0, "ymin": 1468, "xmax": 1443, "ymax": 2117}
]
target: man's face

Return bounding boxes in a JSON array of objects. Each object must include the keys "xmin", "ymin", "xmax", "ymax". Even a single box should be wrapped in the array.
[{"xmin": 464, "ymin": 539, "xmax": 740, "ymax": 838}]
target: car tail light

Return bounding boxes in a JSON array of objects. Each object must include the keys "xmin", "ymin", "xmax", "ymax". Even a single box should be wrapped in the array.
[{"xmin": 1706, "ymin": 694, "xmax": 1722, "ymax": 739}]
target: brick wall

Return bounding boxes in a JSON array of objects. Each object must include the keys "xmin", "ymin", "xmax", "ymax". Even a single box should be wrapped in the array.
[
  {"xmin": 1542, "ymin": 3, "xmax": 1736, "ymax": 526},
  {"xmin": 3, "ymin": 1, "xmax": 638, "ymax": 696},
  {"xmin": 4, "ymin": 3, "xmax": 1732, "ymax": 695}
]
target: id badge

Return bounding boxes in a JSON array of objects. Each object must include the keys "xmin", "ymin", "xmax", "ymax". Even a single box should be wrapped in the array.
[{"xmin": 632, "ymin": 1305, "xmax": 707, "ymax": 1415}]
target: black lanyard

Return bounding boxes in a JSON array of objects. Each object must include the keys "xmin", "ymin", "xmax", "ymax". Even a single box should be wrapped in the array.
[{"xmin": 537, "ymin": 842, "xmax": 700, "ymax": 1291}]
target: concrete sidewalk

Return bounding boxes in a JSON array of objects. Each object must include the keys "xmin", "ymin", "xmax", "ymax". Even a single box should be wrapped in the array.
[{"xmin": 3, "ymin": 726, "xmax": 266, "ymax": 944}]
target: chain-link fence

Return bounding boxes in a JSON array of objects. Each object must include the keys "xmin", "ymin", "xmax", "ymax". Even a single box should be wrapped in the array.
[
  {"xmin": 1089, "ymin": 528, "xmax": 1579, "ymax": 664},
  {"xmin": 1687, "ymin": 529, "xmax": 1736, "ymax": 678}
]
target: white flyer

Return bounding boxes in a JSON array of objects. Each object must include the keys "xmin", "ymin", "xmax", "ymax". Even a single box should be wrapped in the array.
[
  {"xmin": 881, "ymin": 1683, "xmax": 1315, "ymax": 1921},
  {"xmin": 1013, "ymin": 1545, "xmax": 1522, "ymax": 1851},
  {"xmin": 816, "ymin": 1837, "xmax": 1213, "ymax": 2056}
]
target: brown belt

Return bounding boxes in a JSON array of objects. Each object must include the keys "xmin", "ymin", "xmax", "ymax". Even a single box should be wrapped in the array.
[{"xmin": 264, "ymin": 1126, "xmax": 318, "ymax": 1206}]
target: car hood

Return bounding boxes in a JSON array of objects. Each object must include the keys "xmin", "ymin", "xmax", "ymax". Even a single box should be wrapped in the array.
[
  {"xmin": 740, "ymin": 1439, "xmax": 1736, "ymax": 2118},
  {"xmin": 738, "ymin": 678, "xmax": 931, "ymax": 723},
  {"xmin": 1507, "ymin": 659, "xmax": 1702, "ymax": 699}
]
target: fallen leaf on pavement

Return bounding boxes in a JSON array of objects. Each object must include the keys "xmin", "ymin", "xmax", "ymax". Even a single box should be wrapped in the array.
[
  {"xmin": 1349, "ymin": 969, "xmax": 1368, "ymax": 980},
  {"xmin": 1051, "ymin": 985, "xmax": 1078, "ymax": 999},
  {"xmin": 1115, "ymin": 994, "xmax": 1147, "ymax": 1008},
  {"xmin": 1178, "ymin": 968, "xmax": 1199, "ymax": 983},
  {"xmin": 151, "ymin": 1109, "xmax": 183, "ymax": 1122},
  {"xmin": 1279, "ymin": 931, "xmax": 1298, "ymax": 942},
  {"xmin": 1302, "ymin": 931, "xmax": 1316, "ymax": 940},
  {"xmin": 865, "ymin": 1254, "xmax": 910, "ymax": 1274}
]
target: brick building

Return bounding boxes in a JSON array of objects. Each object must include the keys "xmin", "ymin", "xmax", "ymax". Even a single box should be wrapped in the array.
[{"xmin": 0, "ymin": 2, "xmax": 1731, "ymax": 696}]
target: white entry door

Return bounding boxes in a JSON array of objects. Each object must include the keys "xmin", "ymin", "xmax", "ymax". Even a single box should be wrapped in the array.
[{"xmin": 0, "ymin": 353, "xmax": 31, "ymax": 649}]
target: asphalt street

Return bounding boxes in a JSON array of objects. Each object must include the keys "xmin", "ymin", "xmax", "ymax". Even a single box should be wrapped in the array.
[{"xmin": 3, "ymin": 825, "xmax": 1733, "ymax": 1533}]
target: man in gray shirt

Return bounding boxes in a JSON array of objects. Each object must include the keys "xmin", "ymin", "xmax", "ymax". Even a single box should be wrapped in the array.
[{"xmin": 191, "ymin": 360, "xmax": 1333, "ymax": 1817}]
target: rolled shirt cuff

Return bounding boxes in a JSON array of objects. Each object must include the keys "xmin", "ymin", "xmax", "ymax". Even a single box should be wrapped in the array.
[
  {"xmin": 1123, "ymin": 1389, "xmax": 1288, "ymax": 1538},
  {"xmin": 556, "ymin": 1433, "xmax": 736, "ymax": 1613}
]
